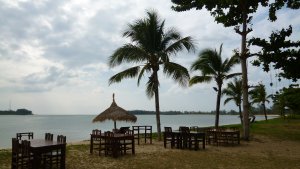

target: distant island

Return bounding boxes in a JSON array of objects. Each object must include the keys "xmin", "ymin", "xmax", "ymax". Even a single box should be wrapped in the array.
[{"xmin": 0, "ymin": 109, "xmax": 33, "ymax": 115}]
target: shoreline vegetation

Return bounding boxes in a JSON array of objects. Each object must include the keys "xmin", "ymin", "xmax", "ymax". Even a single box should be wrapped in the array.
[
  {"xmin": 1, "ymin": 117, "xmax": 299, "ymax": 169},
  {"xmin": 0, "ymin": 109, "xmax": 273, "ymax": 116},
  {"xmin": 129, "ymin": 109, "xmax": 273, "ymax": 115},
  {"xmin": 0, "ymin": 109, "xmax": 33, "ymax": 115}
]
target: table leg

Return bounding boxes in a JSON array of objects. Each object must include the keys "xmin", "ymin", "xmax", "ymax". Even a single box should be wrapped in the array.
[
  {"xmin": 32, "ymin": 152, "xmax": 41, "ymax": 169},
  {"xmin": 132, "ymin": 137, "xmax": 135, "ymax": 154},
  {"xmin": 61, "ymin": 144, "xmax": 66, "ymax": 169},
  {"xmin": 194, "ymin": 135, "xmax": 199, "ymax": 151},
  {"xmin": 90, "ymin": 136, "xmax": 93, "ymax": 154}
]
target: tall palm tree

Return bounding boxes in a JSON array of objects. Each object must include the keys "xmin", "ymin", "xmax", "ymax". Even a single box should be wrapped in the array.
[
  {"xmin": 189, "ymin": 44, "xmax": 240, "ymax": 128},
  {"xmin": 249, "ymin": 83, "xmax": 272, "ymax": 121},
  {"xmin": 222, "ymin": 78, "xmax": 243, "ymax": 124},
  {"xmin": 108, "ymin": 10, "xmax": 195, "ymax": 140}
]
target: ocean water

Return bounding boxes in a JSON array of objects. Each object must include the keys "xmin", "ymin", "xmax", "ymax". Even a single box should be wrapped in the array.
[{"xmin": 0, "ymin": 114, "xmax": 276, "ymax": 148}]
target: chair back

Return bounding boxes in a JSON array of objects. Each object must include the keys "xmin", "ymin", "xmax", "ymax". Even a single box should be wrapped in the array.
[
  {"xmin": 229, "ymin": 127, "xmax": 238, "ymax": 131},
  {"xmin": 104, "ymin": 131, "xmax": 114, "ymax": 145},
  {"xmin": 16, "ymin": 132, "xmax": 33, "ymax": 140},
  {"xmin": 12, "ymin": 138, "xmax": 20, "ymax": 154},
  {"xmin": 164, "ymin": 127, "xmax": 172, "ymax": 133},
  {"xmin": 21, "ymin": 140, "xmax": 31, "ymax": 156},
  {"xmin": 164, "ymin": 127, "xmax": 173, "ymax": 138},
  {"xmin": 57, "ymin": 135, "xmax": 67, "ymax": 143},
  {"xmin": 119, "ymin": 127, "xmax": 130, "ymax": 134},
  {"xmin": 190, "ymin": 126, "xmax": 198, "ymax": 131},
  {"xmin": 179, "ymin": 126, "xmax": 190, "ymax": 133},
  {"xmin": 124, "ymin": 129, "xmax": 133, "ymax": 135},
  {"xmin": 45, "ymin": 133, "xmax": 53, "ymax": 141},
  {"xmin": 92, "ymin": 129, "xmax": 101, "ymax": 135}
]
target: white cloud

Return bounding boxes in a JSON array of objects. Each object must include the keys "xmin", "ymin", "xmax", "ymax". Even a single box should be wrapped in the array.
[{"xmin": 0, "ymin": 0, "xmax": 299, "ymax": 114}]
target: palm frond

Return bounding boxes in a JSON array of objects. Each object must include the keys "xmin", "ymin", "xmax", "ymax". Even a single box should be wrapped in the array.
[
  {"xmin": 137, "ymin": 64, "xmax": 152, "ymax": 86},
  {"xmin": 189, "ymin": 76, "xmax": 213, "ymax": 86},
  {"xmin": 222, "ymin": 88, "xmax": 235, "ymax": 96},
  {"xmin": 224, "ymin": 97, "xmax": 233, "ymax": 105},
  {"xmin": 165, "ymin": 36, "xmax": 195, "ymax": 55},
  {"xmin": 225, "ymin": 73, "xmax": 242, "ymax": 79},
  {"xmin": 190, "ymin": 49, "xmax": 219, "ymax": 75},
  {"xmin": 223, "ymin": 54, "xmax": 240, "ymax": 72},
  {"xmin": 109, "ymin": 66, "xmax": 140, "ymax": 85},
  {"xmin": 161, "ymin": 28, "xmax": 181, "ymax": 47},
  {"xmin": 108, "ymin": 44, "xmax": 148, "ymax": 67},
  {"xmin": 163, "ymin": 62, "xmax": 190, "ymax": 87},
  {"xmin": 146, "ymin": 78, "xmax": 156, "ymax": 99}
]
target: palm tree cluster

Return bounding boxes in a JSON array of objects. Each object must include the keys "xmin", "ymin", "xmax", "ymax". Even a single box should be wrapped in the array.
[
  {"xmin": 222, "ymin": 78, "xmax": 243, "ymax": 124},
  {"xmin": 189, "ymin": 44, "xmax": 241, "ymax": 128},
  {"xmin": 108, "ymin": 10, "xmax": 270, "ymax": 140},
  {"xmin": 249, "ymin": 83, "xmax": 272, "ymax": 121}
]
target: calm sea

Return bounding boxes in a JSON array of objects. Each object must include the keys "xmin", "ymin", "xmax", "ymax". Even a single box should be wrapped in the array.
[{"xmin": 0, "ymin": 114, "xmax": 276, "ymax": 148}]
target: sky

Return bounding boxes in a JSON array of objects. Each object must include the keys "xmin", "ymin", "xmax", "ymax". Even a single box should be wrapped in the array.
[{"xmin": 0, "ymin": 0, "xmax": 299, "ymax": 115}]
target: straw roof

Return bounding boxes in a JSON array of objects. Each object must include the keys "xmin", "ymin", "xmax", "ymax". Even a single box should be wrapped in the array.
[{"xmin": 92, "ymin": 94, "xmax": 137, "ymax": 123}]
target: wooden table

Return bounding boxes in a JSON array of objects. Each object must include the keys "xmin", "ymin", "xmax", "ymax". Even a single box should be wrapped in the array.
[
  {"xmin": 208, "ymin": 129, "xmax": 240, "ymax": 145},
  {"xmin": 167, "ymin": 131, "xmax": 206, "ymax": 150},
  {"xmin": 30, "ymin": 139, "xmax": 66, "ymax": 169},
  {"xmin": 90, "ymin": 133, "xmax": 135, "ymax": 158}
]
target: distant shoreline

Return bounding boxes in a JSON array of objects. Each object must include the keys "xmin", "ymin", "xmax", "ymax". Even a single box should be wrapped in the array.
[{"xmin": 0, "ymin": 109, "xmax": 33, "ymax": 115}]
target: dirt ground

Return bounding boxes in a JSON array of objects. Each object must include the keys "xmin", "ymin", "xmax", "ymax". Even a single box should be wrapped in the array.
[{"xmin": 66, "ymin": 135, "xmax": 300, "ymax": 169}]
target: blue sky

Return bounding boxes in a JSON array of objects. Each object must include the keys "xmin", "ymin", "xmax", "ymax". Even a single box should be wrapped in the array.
[{"xmin": 0, "ymin": 0, "xmax": 299, "ymax": 115}]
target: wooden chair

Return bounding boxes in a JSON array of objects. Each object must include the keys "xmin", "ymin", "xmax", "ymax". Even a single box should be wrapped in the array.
[
  {"xmin": 11, "ymin": 138, "xmax": 21, "ymax": 169},
  {"xmin": 90, "ymin": 129, "xmax": 105, "ymax": 155},
  {"xmin": 104, "ymin": 131, "xmax": 114, "ymax": 156},
  {"xmin": 163, "ymin": 127, "xmax": 173, "ymax": 148},
  {"xmin": 228, "ymin": 127, "xmax": 240, "ymax": 145},
  {"xmin": 205, "ymin": 128, "xmax": 216, "ymax": 145},
  {"xmin": 120, "ymin": 130, "xmax": 134, "ymax": 154},
  {"xmin": 190, "ymin": 126, "xmax": 198, "ymax": 132},
  {"xmin": 104, "ymin": 131, "xmax": 122, "ymax": 157},
  {"xmin": 216, "ymin": 128, "xmax": 228, "ymax": 146},
  {"xmin": 16, "ymin": 132, "xmax": 34, "ymax": 140},
  {"xmin": 179, "ymin": 127, "xmax": 190, "ymax": 149},
  {"xmin": 45, "ymin": 133, "xmax": 53, "ymax": 141},
  {"xmin": 12, "ymin": 139, "xmax": 33, "ymax": 169},
  {"xmin": 43, "ymin": 135, "xmax": 67, "ymax": 169}
]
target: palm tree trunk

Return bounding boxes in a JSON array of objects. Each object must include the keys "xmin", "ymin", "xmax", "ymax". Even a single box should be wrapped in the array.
[
  {"xmin": 215, "ymin": 84, "xmax": 222, "ymax": 128},
  {"xmin": 153, "ymin": 71, "xmax": 162, "ymax": 141},
  {"xmin": 263, "ymin": 103, "xmax": 268, "ymax": 121},
  {"xmin": 240, "ymin": 1, "xmax": 250, "ymax": 141},
  {"xmin": 239, "ymin": 104, "xmax": 243, "ymax": 125}
]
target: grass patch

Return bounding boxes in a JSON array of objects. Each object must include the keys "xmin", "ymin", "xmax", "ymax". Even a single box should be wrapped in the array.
[
  {"xmin": 0, "ymin": 149, "xmax": 11, "ymax": 169},
  {"xmin": 250, "ymin": 117, "xmax": 300, "ymax": 141}
]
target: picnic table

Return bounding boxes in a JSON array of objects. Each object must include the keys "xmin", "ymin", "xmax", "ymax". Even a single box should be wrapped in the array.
[
  {"xmin": 30, "ymin": 139, "xmax": 66, "ymax": 169},
  {"xmin": 164, "ymin": 131, "xmax": 206, "ymax": 150},
  {"xmin": 207, "ymin": 128, "xmax": 240, "ymax": 145}
]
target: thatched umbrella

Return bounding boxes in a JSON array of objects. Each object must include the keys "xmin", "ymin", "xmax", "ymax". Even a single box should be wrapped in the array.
[{"xmin": 92, "ymin": 93, "xmax": 137, "ymax": 129}]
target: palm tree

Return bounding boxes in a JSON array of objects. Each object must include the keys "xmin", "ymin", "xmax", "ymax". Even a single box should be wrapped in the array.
[
  {"xmin": 189, "ymin": 44, "xmax": 240, "ymax": 128},
  {"xmin": 222, "ymin": 78, "xmax": 243, "ymax": 124},
  {"xmin": 249, "ymin": 83, "xmax": 272, "ymax": 121},
  {"xmin": 108, "ymin": 10, "xmax": 195, "ymax": 140}
]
